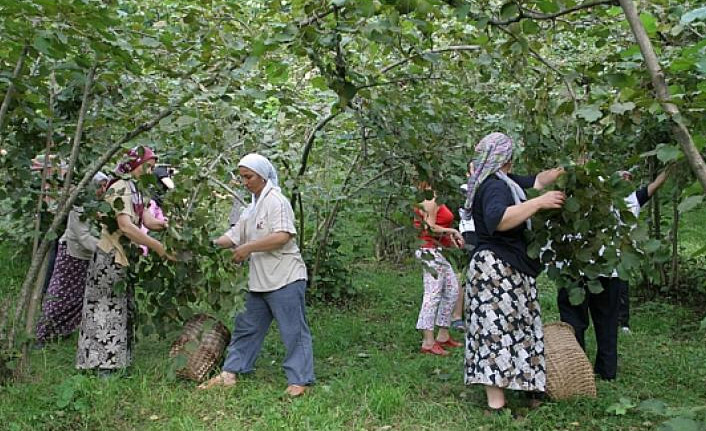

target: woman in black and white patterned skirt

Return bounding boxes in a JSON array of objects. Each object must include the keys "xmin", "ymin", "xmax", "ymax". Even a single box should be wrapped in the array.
[{"xmin": 462, "ymin": 133, "xmax": 565, "ymax": 412}]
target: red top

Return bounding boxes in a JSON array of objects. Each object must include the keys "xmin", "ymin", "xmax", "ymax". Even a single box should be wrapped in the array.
[{"xmin": 414, "ymin": 203, "xmax": 454, "ymax": 248}]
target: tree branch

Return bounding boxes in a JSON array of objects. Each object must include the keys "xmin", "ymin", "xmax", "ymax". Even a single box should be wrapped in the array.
[
  {"xmin": 298, "ymin": 7, "xmax": 334, "ymax": 28},
  {"xmin": 489, "ymin": 0, "xmax": 617, "ymax": 26},
  {"xmin": 618, "ymin": 0, "xmax": 706, "ymax": 191},
  {"xmin": 381, "ymin": 45, "xmax": 480, "ymax": 74},
  {"xmin": 0, "ymin": 44, "xmax": 29, "ymax": 137},
  {"xmin": 58, "ymin": 64, "xmax": 97, "ymax": 214},
  {"xmin": 297, "ymin": 112, "xmax": 341, "ymax": 178},
  {"xmin": 498, "ymin": 26, "xmax": 581, "ymax": 146}
]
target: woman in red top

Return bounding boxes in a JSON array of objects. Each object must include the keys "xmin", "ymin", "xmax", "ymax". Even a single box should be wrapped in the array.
[{"xmin": 414, "ymin": 183, "xmax": 465, "ymax": 355}]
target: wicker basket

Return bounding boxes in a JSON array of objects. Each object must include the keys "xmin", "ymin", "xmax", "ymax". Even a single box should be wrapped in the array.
[
  {"xmin": 544, "ymin": 321, "xmax": 597, "ymax": 400},
  {"xmin": 169, "ymin": 314, "xmax": 231, "ymax": 382}
]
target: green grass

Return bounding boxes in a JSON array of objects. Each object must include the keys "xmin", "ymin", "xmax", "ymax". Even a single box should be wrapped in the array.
[
  {"xmin": 2, "ymin": 206, "xmax": 705, "ymax": 430},
  {"xmin": 0, "ymin": 265, "xmax": 705, "ymax": 431}
]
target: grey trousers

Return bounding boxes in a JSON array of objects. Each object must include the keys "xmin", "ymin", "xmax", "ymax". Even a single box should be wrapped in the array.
[{"xmin": 223, "ymin": 279, "xmax": 314, "ymax": 386}]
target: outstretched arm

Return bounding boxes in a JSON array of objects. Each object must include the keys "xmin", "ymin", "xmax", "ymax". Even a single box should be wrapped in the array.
[
  {"xmin": 647, "ymin": 170, "xmax": 668, "ymax": 198},
  {"xmin": 117, "ymin": 214, "xmax": 174, "ymax": 260},
  {"xmin": 496, "ymin": 191, "xmax": 565, "ymax": 231},
  {"xmin": 534, "ymin": 167, "xmax": 565, "ymax": 190}
]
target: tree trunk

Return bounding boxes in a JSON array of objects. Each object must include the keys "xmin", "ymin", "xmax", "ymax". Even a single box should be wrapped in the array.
[
  {"xmin": 11, "ymin": 72, "xmax": 57, "ymax": 350},
  {"xmin": 0, "ymin": 44, "xmax": 29, "ymax": 134},
  {"xmin": 619, "ymin": 0, "xmax": 706, "ymax": 192},
  {"xmin": 310, "ymin": 152, "xmax": 361, "ymax": 286},
  {"xmin": 57, "ymin": 65, "xmax": 97, "ymax": 214},
  {"xmin": 15, "ymin": 252, "xmax": 50, "ymax": 374},
  {"xmin": 669, "ymin": 186, "xmax": 679, "ymax": 293}
]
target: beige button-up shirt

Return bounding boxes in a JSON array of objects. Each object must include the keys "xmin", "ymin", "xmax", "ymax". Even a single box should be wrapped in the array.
[{"xmin": 225, "ymin": 186, "xmax": 307, "ymax": 292}]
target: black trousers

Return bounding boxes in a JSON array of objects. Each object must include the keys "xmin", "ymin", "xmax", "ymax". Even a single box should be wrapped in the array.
[
  {"xmin": 617, "ymin": 282, "xmax": 630, "ymax": 328},
  {"xmin": 557, "ymin": 277, "xmax": 624, "ymax": 380}
]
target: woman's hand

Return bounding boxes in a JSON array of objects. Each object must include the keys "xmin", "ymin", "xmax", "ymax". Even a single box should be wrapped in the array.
[
  {"xmin": 533, "ymin": 190, "xmax": 566, "ymax": 210},
  {"xmin": 534, "ymin": 167, "xmax": 565, "ymax": 190},
  {"xmin": 155, "ymin": 243, "xmax": 177, "ymax": 261},
  {"xmin": 451, "ymin": 230, "xmax": 465, "ymax": 249},
  {"xmin": 232, "ymin": 244, "xmax": 252, "ymax": 263}
]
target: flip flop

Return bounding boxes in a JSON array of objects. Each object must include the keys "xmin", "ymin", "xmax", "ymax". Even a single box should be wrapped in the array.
[
  {"xmin": 451, "ymin": 319, "xmax": 465, "ymax": 331},
  {"xmin": 197, "ymin": 372, "xmax": 237, "ymax": 390}
]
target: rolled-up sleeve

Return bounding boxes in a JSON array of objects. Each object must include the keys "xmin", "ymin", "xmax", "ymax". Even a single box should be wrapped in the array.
[
  {"xmin": 268, "ymin": 196, "xmax": 297, "ymax": 235},
  {"xmin": 480, "ymin": 181, "xmax": 513, "ymax": 235},
  {"xmin": 223, "ymin": 222, "xmax": 241, "ymax": 245}
]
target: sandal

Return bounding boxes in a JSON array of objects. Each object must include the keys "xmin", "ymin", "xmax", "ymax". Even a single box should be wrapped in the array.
[
  {"xmin": 451, "ymin": 319, "xmax": 465, "ymax": 331},
  {"xmin": 437, "ymin": 337, "xmax": 463, "ymax": 348},
  {"xmin": 420, "ymin": 342, "xmax": 449, "ymax": 356},
  {"xmin": 197, "ymin": 372, "xmax": 237, "ymax": 390}
]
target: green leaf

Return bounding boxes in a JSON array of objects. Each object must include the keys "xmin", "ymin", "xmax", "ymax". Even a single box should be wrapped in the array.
[
  {"xmin": 677, "ymin": 195, "xmax": 703, "ymax": 214},
  {"xmin": 658, "ymin": 417, "xmax": 701, "ymax": 431},
  {"xmin": 564, "ymin": 196, "xmax": 580, "ymax": 212},
  {"xmin": 606, "ymin": 398, "xmax": 636, "ymax": 416},
  {"xmin": 568, "ymin": 286, "xmax": 585, "ymax": 306},
  {"xmin": 500, "ymin": 2, "xmax": 519, "ymax": 20},
  {"xmin": 356, "ymin": 0, "xmax": 375, "ymax": 17},
  {"xmin": 639, "ymin": 13, "xmax": 657, "ymax": 37},
  {"xmin": 643, "ymin": 239, "xmax": 662, "ymax": 253},
  {"xmin": 265, "ymin": 61, "xmax": 289, "ymax": 85},
  {"xmin": 332, "ymin": 0, "xmax": 347, "ymax": 6},
  {"xmin": 637, "ymin": 399, "xmax": 667, "ymax": 416},
  {"xmin": 575, "ymin": 105, "xmax": 603, "ymax": 122},
  {"xmin": 536, "ymin": 1, "xmax": 560, "ymax": 13},
  {"xmin": 620, "ymin": 250, "xmax": 641, "ymax": 271},
  {"xmin": 587, "ymin": 279, "xmax": 603, "ymax": 294},
  {"xmin": 32, "ymin": 36, "xmax": 51, "ymax": 55},
  {"xmin": 605, "ymin": 73, "xmax": 635, "ymax": 88},
  {"xmin": 606, "ymin": 6, "xmax": 623, "ymax": 17},
  {"xmin": 140, "ymin": 37, "xmax": 160, "ymax": 48},
  {"xmin": 610, "ymin": 102, "xmax": 636, "ymax": 114},
  {"xmin": 656, "ymin": 144, "xmax": 681, "ymax": 163},
  {"xmin": 522, "ymin": 20, "xmax": 540, "ymax": 35},
  {"xmin": 681, "ymin": 6, "xmax": 706, "ymax": 25},
  {"xmin": 310, "ymin": 76, "xmax": 328, "ymax": 90},
  {"xmin": 175, "ymin": 116, "xmax": 197, "ymax": 127}
]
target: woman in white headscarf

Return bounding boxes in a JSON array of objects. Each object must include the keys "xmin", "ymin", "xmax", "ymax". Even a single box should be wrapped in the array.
[{"xmin": 202, "ymin": 154, "xmax": 313, "ymax": 397}]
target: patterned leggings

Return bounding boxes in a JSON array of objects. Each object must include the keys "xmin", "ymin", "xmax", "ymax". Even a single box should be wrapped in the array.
[{"xmin": 415, "ymin": 248, "xmax": 459, "ymax": 331}]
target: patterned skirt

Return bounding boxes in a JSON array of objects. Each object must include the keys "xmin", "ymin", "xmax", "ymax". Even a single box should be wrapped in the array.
[
  {"xmin": 35, "ymin": 242, "xmax": 90, "ymax": 343},
  {"xmin": 464, "ymin": 249, "xmax": 546, "ymax": 392},
  {"xmin": 76, "ymin": 249, "xmax": 135, "ymax": 370}
]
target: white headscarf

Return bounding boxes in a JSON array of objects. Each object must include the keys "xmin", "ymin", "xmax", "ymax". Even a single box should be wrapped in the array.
[
  {"xmin": 238, "ymin": 153, "xmax": 280, "ymax": 219},
  {"xmin": 92, "ymin": 171, "xmax": 109, "ymax": 184}
]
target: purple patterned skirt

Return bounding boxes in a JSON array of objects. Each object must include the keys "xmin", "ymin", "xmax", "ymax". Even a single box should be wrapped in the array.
[{"xmin": 36, "ymin": 242, "xmax": 90, "ymax": 343}]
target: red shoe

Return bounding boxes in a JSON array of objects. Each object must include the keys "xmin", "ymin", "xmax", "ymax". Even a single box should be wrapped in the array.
[
  {"xmin": 437, "ymin": 337, "xmax": 463, "ymax": 348},
  {"xmin": 420, "ymin": 342, "xmax": 450, "ymax": 356}
]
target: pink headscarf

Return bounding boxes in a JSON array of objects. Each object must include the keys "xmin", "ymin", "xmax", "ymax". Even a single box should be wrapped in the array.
[{"xmin": 115, "ymin": 146, "xmax": 157, "ymax": 175}]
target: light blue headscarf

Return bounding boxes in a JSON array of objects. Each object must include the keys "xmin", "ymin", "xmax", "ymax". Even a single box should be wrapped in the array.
[{"xmin": 238, "ymin": 153, "xmax": 280, "ymax": 218}]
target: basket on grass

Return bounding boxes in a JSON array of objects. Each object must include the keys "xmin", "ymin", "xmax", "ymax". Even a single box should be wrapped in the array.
[
  {"xmin": 169, "ymin": 314, "xmax": 231, "ymax": 382},
  {"xmin": 543, "ymin": 321, "xmax": 597, "ymax": 400}
]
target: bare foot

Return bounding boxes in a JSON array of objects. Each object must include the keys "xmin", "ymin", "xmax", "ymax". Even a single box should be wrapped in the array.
[
  {"xmin": 197, "ymin": 372, "xmax": 237, "ymax": 390},
  {"xmin": 285, "ymin": 384, "xmax": 308, "ymax": 397}
]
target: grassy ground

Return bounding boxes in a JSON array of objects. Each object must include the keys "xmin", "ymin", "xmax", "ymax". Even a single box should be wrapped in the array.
[
  {"xmin": 0, "ymin": 262, "xmax": 705, "ymax": 431},
  {"xmin": 2, "ymin": 206, "xmax": 705, "ymax": 431}
]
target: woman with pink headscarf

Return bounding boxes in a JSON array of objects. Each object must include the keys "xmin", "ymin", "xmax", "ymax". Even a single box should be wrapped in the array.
[
  {"xmin": 463, "ymin": 133, "xmax": 565, "ymax": 413},
  {"xmin": 76, "ymin": 146, "xmax": 174, "ymax": 377}
]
